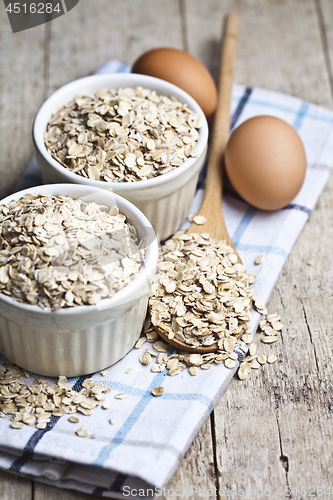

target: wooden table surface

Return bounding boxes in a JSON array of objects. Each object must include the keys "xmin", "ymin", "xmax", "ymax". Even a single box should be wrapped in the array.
[{"xmin": 1, "ymin": 1, "xmax": 333, "ymax": 499}]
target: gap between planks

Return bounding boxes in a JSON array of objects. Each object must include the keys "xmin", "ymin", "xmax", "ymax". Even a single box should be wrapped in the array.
[{"xmin": 314, "ymin": 0, "xmax": 333, "ymax": 102}]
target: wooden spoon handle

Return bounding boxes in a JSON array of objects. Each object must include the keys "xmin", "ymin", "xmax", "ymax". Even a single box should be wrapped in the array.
[{"xmin": 188, "ymin": 13, "xmax": 239, "ymax": 240}]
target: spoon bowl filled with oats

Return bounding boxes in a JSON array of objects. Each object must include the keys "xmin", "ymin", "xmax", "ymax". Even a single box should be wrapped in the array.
[
  {"xmin": 0, "ymin": 184, "xmax": 158, "ymax": 377},
  {"xmin": 33, "ymin": 73, "xmax": 208, "ymax": 241}
]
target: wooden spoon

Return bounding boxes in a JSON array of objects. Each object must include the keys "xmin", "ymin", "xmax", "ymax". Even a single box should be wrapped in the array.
[{"xmin": 156, "ymin": 13, "xmax": 241, "ymax": 354}]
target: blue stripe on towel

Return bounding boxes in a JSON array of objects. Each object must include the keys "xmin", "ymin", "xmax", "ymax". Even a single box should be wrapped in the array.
[
  {"xmin": 95, "ymin": 379, "xmax": 214, "ymax": 409},
  {"xmin": 237, "ymin": 243, "xmax": 288, "ymax": 259},
  {"xmin": 293, "ymin": 101, "xmax": 309, "ymax": 130},
  {"xmin": 232, "ymin": 206, "xmax": 257, "ymax": 247},
  {"xmin": 245, "ymin": 98, "xmax": 333, "ymax": 125},
  {"xmin": 230, "ymin": 87, "xmax": 252, "ymax": 130},
  {"xmin": 93, "ymin": 372, "xmax": 214, "ymax": 467},
  {"xmin": 116, "ymin": 62, "xmax": 130, "ymax": 73},
  {"xmin": 93, "ymin": 372, "xmax": 165, "ymax": 466}
]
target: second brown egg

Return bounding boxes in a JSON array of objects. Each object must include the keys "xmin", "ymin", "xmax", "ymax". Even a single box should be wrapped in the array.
[{"xmin": 225, "ymin": 116, "xmax": 307, "ymax": 211}]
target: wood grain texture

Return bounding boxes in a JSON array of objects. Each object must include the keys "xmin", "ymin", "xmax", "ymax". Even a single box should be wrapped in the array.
[
  {"xmin": 0, "ymin": 10, "xmax": 46, "ymax": 198},
  {"xmin": 319, "ymin": 0, "xmax": 333, "ymax": 101},
  {"xmin": 185, "ymin": 0, "xmax": 333, "ymax": 109},
  {"xmin": 46, "ymin": 0, "xmax": 183, "ymax": 96},
  {"xmin": 0, "ymin": 470, "xmax": 32, "ymax": 500},
  {"xmin": 34, "ymin": 482, "xmax": 100, "ymax": 500},
  {"xmin": 160, "ymin": 417, "xmax": 217, "ymax": 499},
  {"xmin": 0, "ymin": 1, "xmax": 333, "ymax": 499}
]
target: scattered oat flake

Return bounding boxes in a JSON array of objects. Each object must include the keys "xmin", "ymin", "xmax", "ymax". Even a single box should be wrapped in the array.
[
  {"xmin": 254, "ymin": 255, "xmax": 265, "ymax": 265},
  {"xmin": 238, "ymin": 366, "xmax": 248, "ymax": 380},
  {"xmin": 242, "ymin": 334, "xmax": 253, "ymax": 344},
  {"xmin": 76, "ymin": 428, "xmax": 89, "ymax": 437},
  {"xmin": 146, "ymin": 348, "xmax": 158, "ymax": 357},
  {"xmin": 225, "ymin": 358, "xmax": 236, "ymax": 369},
  {"xmin": 266, "ymin": 313, "xmax": 280, "ymax": 323},
  {"xmin": 268, "ymin": 355, "xmax": 278, "ymax": 364},
  {"xmin": 189, "ymin": 366, "xmax": 198, "ymax": 376},
  {"xmin": 261, "ymin": 336, "xmax": 278, "ymax": 344},
  {"xmin": 109, "ymin": 418, "xmax": 115, "ymax": 425},
  {"xmin": 10, "ymin": 421, "xmax": 24, "ymax": 429},
  {"xmin": 115, "ymin": 393, "xmax": 126, "ymax": 399},
  {"xmin": 272, "ymin": 321, "xmax": 284, "ymax": 331},
  {"xmin": 100, "ymin": 371, "xmax": 107, "ymax": 377},
  {"xmin": 192, "ymin": 215, "xmax": 206, "ymax": 225},
  {"xmin": 253, "ymin": 296, "xmax": 268, "ymax": 315},
  {"xmin": 168, "ymin": 366, "xmax": 184, "ymax": 376},
  {"xmin": 125, "ymin": 368, "xmax": 132, "ymax": 374},
  {"xmin": 146, "ymin": 330, "xmax": 159, "ymax": 342},
  {"xmin": 241, "ymin": 362, "xmax": 252, "ymax": 374},
  {"xmin": 152, "ymin": 341, "xmax": 169, "ymax": 353},
  {"xmin": 151, "ymin": 386, "xmax": 164, "ymax": 397},
  {"xmin": 249, "ymin": 343, "xmax": 257, "ymax": 356},
  {"xmin": 250, "ymin": 360, "xmax": 260, "ymax": 370},
  {"xmin": 68, "ymin": 416, "xmax": 80, "ymax": 423},
  {"xmin": 257, "ymin": 354, "xmax": 267, "ymax": 365},
  {"xmin": 36, "ymin": 422, "xmax": 47, "ymax": 430},
  {"xmin": 140, "ymin": 352, "xmax": 151, "ymax": 366},
  {"xmin": 102, "ymin": 402, "xmax": 110, "ymax": 410},
  {"xmin": 151, "ymin": 364, "xmax": 164, "ymax": 373},
  {"xmin": 135, "ymin": 337, "xmax": 147, "ymax": 349},
  {"xmin": 23, "ymin": 414, "xmax": 36, "ymax": 426}
]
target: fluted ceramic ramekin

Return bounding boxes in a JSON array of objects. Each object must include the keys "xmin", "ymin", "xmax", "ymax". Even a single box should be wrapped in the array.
[
  {"xmin": 0, "ymin": 184, "xmax": 158, "ymax": 377},
  {"xmin": 33, "ymin": 73, "xmax": 208, "ymax": 241}
]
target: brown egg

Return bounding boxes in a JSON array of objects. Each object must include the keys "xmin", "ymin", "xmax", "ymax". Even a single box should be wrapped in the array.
[
  {"xmin": 132, "ymin": 47, "xmax": 217, "ymax": 118},
  {"xmin": 225, "ymin": 116, "xmax": 307, "ymax": 211}
]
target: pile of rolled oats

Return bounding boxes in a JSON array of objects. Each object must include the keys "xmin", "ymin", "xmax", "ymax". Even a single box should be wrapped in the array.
[
  {"xmin": 44, "ymin": 87, "xmax": 202, "ymax": 183},
  {"xmin": 0, "ymin": 193, "xmax": 145, "ymax": 310},
  {"xmin": 148, "ymin": 232, "xmax": 254, "ymax": 348},
  {"xmin": 137, "ymin": 324, "xmax": 241, "ymax": 376},
  {"xmin": 237, "ymin": 307, "xmax": 282, "ymax": 380},
  {"xmin": 137, "ymin": 294, "xmax": 282, "ymax": 378},
  {"xmin": 134, "ymin": 240, "xmax": 283, "ymax": 379},
  {"xmin": 0, "ymin": 361, "xmax": 111, "ymax": 432}
]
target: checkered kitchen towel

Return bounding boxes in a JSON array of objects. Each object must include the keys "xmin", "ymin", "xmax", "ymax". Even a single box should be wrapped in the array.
[{"xmin": 1, "ymin": 60, "xmax": 333, "ymax": 498}]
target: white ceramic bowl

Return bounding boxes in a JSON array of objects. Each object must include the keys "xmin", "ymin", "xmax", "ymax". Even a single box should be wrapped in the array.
[
  {"xmin": 33, "ymin": 73, "xmax": 208, "ymax": 241},
  {"xmin": 0, "ymin": 184, "xmax": 158, "ymax": 377}
]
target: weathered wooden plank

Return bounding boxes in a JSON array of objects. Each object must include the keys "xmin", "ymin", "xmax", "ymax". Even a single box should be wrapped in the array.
[
  {"xmin": 0, "ymin": 11, "xmax": 46, "ymax": 198},
  {"xmin": 46, "ymin": 0, "xmax": 183, "ymax": 96},
  {"xmin": 0, "ymin": 470, "xmax": 32, "ymax": 500},
  {"xmin": 269, "ymin": 171, "xmax": 333, "ymax": 491},
  {"xmin": 34, "ymin": 482, "xmax": 100, "ymax": 500},
  {"xmin": 160, "ymin": 417, "xmax": 217, "ymax": 499},
  {"xmin": 319, "ymin": 0, "xmax": 333, "ymax": 99},
  {"xmin": 185, "ymin": 0, "xmax": 333, "ymax": 109}
]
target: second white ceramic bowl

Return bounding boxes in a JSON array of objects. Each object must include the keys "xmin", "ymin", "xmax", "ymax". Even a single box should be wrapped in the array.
[
  {"xmin": 0, "ymin": 184, "xmax": 158, "ymax": 377},
  {"xmin": 33, "ymin": 73, "xmax": 208, "ymax": 241}
]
